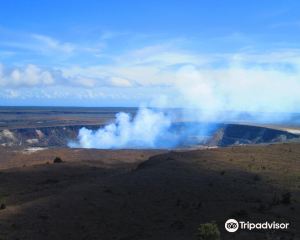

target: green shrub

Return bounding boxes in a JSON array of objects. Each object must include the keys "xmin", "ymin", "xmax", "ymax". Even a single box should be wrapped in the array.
[{"xmin": 197, "ymin": 222, "xmax": 220, "ymax": 240}]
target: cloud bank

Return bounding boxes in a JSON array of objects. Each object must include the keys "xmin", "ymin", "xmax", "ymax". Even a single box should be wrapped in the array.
[
  {"xmin": 1, "ymin": 33, "xmax": 300, "ymax": 116},
  {"xmin": 0, "ymin": 64, "xmax": 55, "ymax": 87},
  {"xmin": 2, "ymin": 48, "xmax": 300, "ymax": 113}
]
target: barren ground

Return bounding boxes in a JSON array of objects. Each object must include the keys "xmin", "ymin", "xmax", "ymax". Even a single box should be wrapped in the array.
[{"xmin": 0, "ymin": 143, "xmax": 299, "ymax": 240}]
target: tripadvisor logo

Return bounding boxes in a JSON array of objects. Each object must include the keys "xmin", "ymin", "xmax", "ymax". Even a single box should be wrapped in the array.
[
  {"xmin": 225, "ymin": 219, "xmax": 289, "ymax": 232},
  {"xmin": 225, "ymin": 219, "xmax": 239, "ymax": 232}
]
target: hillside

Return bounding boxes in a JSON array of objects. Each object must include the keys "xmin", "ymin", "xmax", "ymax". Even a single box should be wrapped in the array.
[{"xmin": 0, "ymin": 143, "xmax": 299, "ymax": 239}]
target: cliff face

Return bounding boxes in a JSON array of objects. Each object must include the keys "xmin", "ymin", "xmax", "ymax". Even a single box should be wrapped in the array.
[
  {"xmin": 0, "ymin": 125, "xmax": 101, "ymax": 147},
  {"xmin": 216, "ymin": 124, "xmax": 299, "ymax": 146},
  {"xmin": 0, "ymin": 123, "xmax": 299, "ymax": 148}
]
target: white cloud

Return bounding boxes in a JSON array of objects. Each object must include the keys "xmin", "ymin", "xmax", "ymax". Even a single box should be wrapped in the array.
[
  {"xmin": 173, "ymin": 64, "xmax": 300, "ymax": 118},
  {"xmin": 1, "ymin": 42, "xmax": 300, "ymax": 113},
  {"xmin": 0, "ymin": 29, "xmax": 104, "ymax": 59},
  {"xmin": 3, "ymin": 89, "xmax": 20, "ymax": 98},
  {"xmin": 32, "ymin": 34, "xmax": 75, "ymax": 54},
  {"xmin": 72, "ymin": 76, "xmax": 98, "ymax": 88},
  {"xmin": 110, "ymin": 77, "xmax": 132, "ymax": 87},
  {"xmin": 57, "ymin": 46, "xmax": 300, "ymax": 91},
  {"xmin": 0, "ymin": 64, "xmax": 55, "ymax": 87}
]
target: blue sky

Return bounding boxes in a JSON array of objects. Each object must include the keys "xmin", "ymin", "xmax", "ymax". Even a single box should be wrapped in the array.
[{"xmin": 1, "ymin": 0, "xmax": 300, "ymax": 109}]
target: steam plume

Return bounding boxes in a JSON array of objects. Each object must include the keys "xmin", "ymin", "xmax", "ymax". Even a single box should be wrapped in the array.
[
  {"xmin": 71, "ymin": 107, "xmax": 178, "ymax": 149},
  {"xmin": 71, "ymin": 60, "xmax": 300, "ymax": 149}
]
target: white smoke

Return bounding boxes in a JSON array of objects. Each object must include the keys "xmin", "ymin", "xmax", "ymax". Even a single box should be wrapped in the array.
[
  {"xmin": 174, "ymin": 65, "xmax": 300, "ymax": 118},
  {"xmin": 171, "ymin": 64, "xmax": 300, "ymax": 124},
  {"xmin": 71, "ymin": 107, "xmax": 178, "ymax": 149},
  {"xmin": 71, "ymin": 54, "xmax": 300, "ymax": 149}
]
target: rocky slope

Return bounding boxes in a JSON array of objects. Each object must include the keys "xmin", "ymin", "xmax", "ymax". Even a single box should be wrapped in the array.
[
  {"xmin": 210, "ymin": 124, "xmax": 299, "ymax": 146},
  {"xmin": 0, "ymin": 125, "xmax": 100, "ymax": 147}
]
